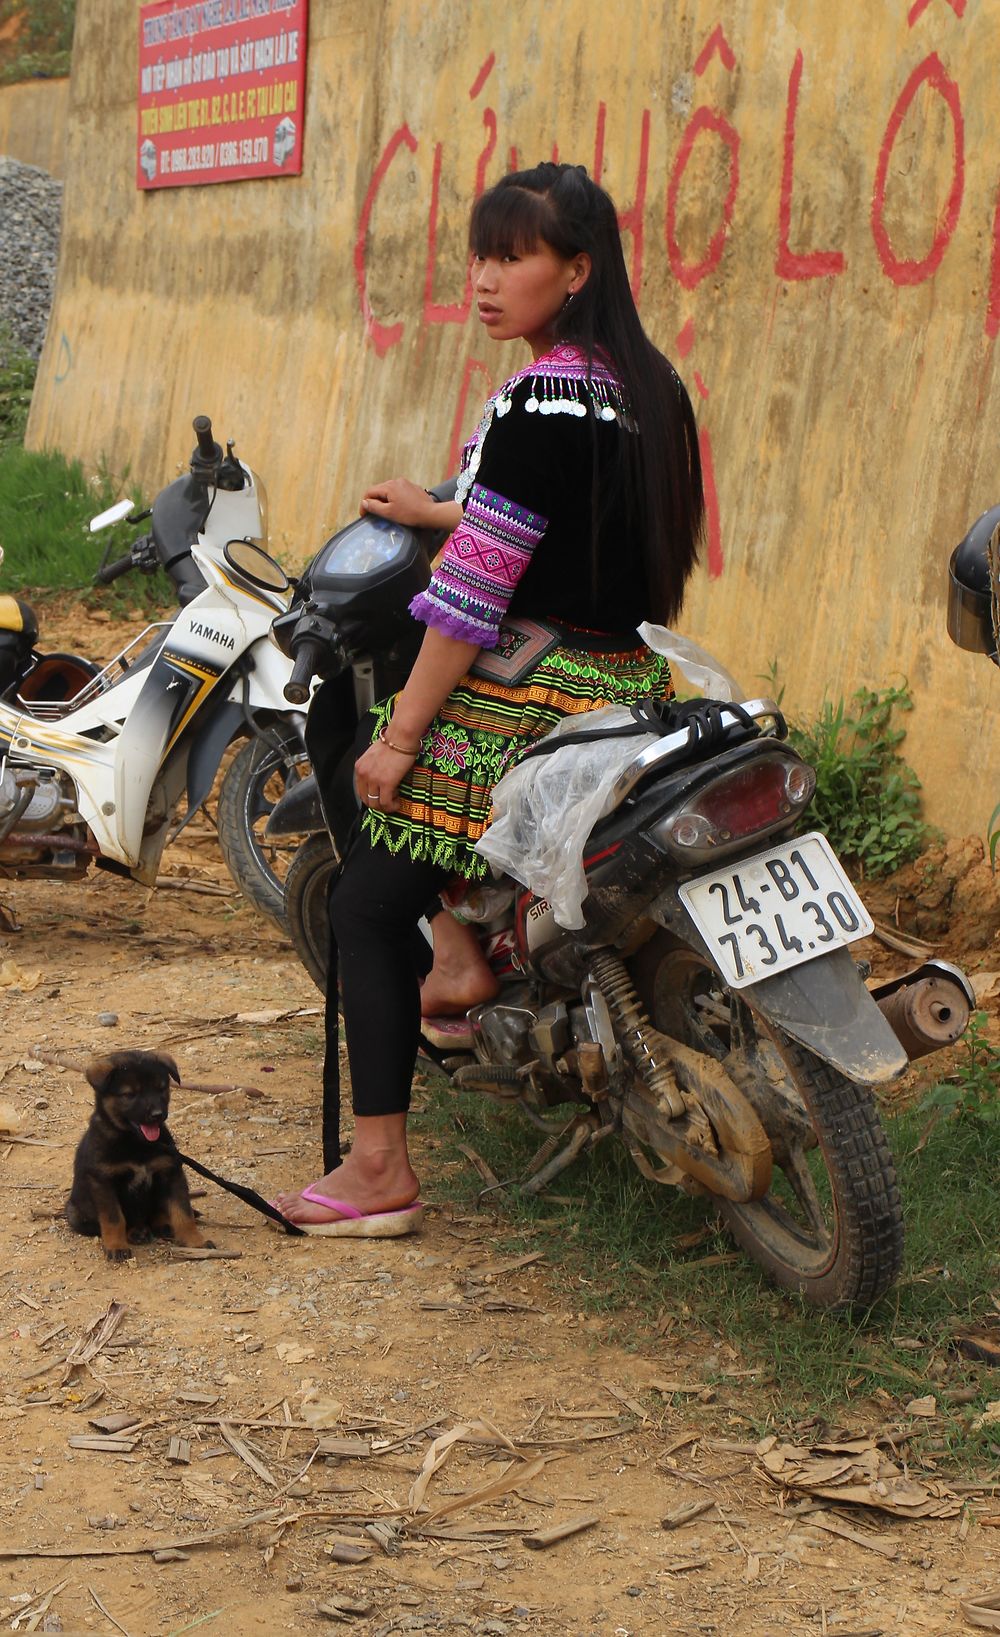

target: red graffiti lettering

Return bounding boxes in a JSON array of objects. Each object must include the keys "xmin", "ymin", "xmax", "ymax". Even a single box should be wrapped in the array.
[
  {"xmin": 447, "ymin": 356, "xmax": 495, "ymax": 475},
  {"xmin": 593, "ymin": 102, "xmax": 606, "ymax": 184},
  {"xmin": 871, "ymin": 52, "xmax": 964, "ymax": 286},
  {"xmin": 694, "ymin": 23, "xmax": 736, "ymax": 75},
  {"xmin": 675, "ymin": 317, "xmax": 696, "ymax": 359},
  {"xmin": 354, "ymin": 123, "xmax": 418, "ymax": 357},
  {"xmin": 908, "ymin": 0, "xmax": 966, "ymax": 23},
  {"xmin": 776, "ymin": 52, "xmax": 846, "ymax": 280},
  {"xmin": 614, "ymin": 109, "xmax": 650, "ymax": 300},
  {"xmin": 469, "ymin": 52, "xmax": 495, "ymax": 98},
  {"xmin": 424, "ymin": 108, "xmax": 498, "ymax": 325},
  {"xmin": 699, "ymin": 428, "xmax": 723, "ymax": 579},
  {"xmin": 666, "ymin": 107, "xmax": 740, "ymax": 291}
]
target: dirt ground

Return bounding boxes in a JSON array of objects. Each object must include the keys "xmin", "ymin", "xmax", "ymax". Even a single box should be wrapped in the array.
[{"xmin": 2, "ymin": 605, "xmax": 1000, "ymax": 1636}]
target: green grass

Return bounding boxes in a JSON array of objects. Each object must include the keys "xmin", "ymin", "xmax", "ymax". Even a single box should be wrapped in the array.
[
  {"xmin": 416, "ymin": 1066, "xmax": 1000, "ymax": 1467},
  {"xmin": 0, "ymin": 333, "xmax": 170, "ymax": 614},
  {"xmin": 0, "ymin": 0, "xmax": 75, "ymax": 84},
  {"xmin": 0, "ymin": 333, "xmax": 35, "ymax": 451}
]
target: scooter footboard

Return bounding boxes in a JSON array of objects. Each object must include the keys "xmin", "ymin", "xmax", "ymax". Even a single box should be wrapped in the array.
[{"xmin": 743, "ymin": 946, "xmax": 909, "ymax": 1085}]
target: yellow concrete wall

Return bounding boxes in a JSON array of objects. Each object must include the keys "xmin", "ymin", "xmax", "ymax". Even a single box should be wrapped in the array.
[
  {"xmin": 25, "ymin": 0, "xmax": 1000, "ymax": 832},
  {"xmin": 0, "ymin": 77, "xmax": 68, "ymax": 176}
]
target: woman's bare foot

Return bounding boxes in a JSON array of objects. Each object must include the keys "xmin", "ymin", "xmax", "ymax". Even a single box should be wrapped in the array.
[
  {"xmin": 274, "ymin": 1115, "xmax": 419, "ymax": 1225},
  {"xmin": 420, "ymin": 914, "xmax": 500, "ymax": 1017}
]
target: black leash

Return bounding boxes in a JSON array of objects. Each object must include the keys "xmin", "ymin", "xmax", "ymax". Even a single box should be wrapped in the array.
[{"xmin": 164, "ymin": 1135, "xmax": 306, "ymax": 1236}]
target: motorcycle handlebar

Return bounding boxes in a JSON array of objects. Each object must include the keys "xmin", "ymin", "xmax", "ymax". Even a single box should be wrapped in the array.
[
  {"xmin": 284, "ymin": 638, "xmax": 326, "ymax": 704},
  {"xmin": 94, "ymin": 552, "xmax": 135, "ymax": 585},
  {"xmin": 192, "ymin": 415, "xmax": 217, "ymax": 461}
]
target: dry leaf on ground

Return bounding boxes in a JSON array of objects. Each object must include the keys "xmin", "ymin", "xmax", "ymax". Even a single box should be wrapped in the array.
[{"xmin": 756, "ymin": 1434, "xmax": 961, "ymax": 1519}]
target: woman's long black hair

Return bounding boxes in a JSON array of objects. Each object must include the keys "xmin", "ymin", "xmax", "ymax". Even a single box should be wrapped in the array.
[{"xmin": 469, "ymin": 162, "xmax": 704, "ymax": 625}]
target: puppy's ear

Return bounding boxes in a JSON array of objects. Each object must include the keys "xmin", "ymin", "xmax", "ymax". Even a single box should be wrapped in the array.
[
  {"xmin": 155, "ymin": 1052, "xmax": 181, "ymax": 1085},
  {"xmin": 85, "ymin": 1057, "xmax": 117, "ymax": 1094}
]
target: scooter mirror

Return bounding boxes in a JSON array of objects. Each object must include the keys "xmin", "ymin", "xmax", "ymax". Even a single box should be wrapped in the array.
[
  {"xmin": 89, "ymin": 498, "xmax": 134, "ymax": 533},
  {"xmin": 224, "ymin": 538, "xmax": 290, "ymax": 592}
]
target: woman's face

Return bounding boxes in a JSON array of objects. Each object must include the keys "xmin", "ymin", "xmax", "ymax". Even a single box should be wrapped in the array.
[{"xmin": 471, "ymin": 239, "xmax": 590, "ymax": 358}]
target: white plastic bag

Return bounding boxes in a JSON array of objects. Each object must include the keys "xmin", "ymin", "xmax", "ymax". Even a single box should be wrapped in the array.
[
  {"xmin": 638, "ymin": 622, "xmax": 745, "ymax": 702},
  {"xmin": 473, "ymin": 627, "xmax": 745, "ymax": 931},
  {"xmin": 474, "ymin": 705, "xmax": 659, "ymax": 930}
]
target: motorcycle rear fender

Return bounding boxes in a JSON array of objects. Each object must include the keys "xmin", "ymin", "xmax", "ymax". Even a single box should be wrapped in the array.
[
  {"xmin": 743, "ymin": 947, "xmax": 909, "ymax": 1085},
  {"xmin": 650, "ymin": 892, "xmax": 908, "ymax": 1085}
]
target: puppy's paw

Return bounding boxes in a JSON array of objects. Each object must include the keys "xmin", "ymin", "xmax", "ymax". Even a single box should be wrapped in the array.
[
  {"xmin": 104, "ymin": 1246, "xmax": 133, "ymax": 1263},
  {"xmin": 202, "ymin": 1238, "xmax": 217, "ymax": 1250},
  {"xmin": 128, "ymin": 1226, "xmax": 154, "ymax": 1245}
]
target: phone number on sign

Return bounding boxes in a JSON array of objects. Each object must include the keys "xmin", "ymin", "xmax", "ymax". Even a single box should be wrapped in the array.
[
  {"xmin": 218, "ymin": 137, "xmax": 270, "ymax": 167},
  {"xmin": 163, "ymin": 144, "xmax": 217, "ymax": 173}
]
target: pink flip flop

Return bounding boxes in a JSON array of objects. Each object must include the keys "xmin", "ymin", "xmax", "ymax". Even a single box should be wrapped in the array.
[
  {"xmin": 283, "ymin": 1185, "xmax": 425, "ymax": 1238},
  {"xmin": 421, "ymin": 1015, "xmax": 475, "ymax": 1051}
]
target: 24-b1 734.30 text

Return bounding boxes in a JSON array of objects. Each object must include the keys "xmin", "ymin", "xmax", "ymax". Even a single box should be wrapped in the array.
[{"xmin": 678, "ymin": 831, "xmax": 873, "ymax": 989}]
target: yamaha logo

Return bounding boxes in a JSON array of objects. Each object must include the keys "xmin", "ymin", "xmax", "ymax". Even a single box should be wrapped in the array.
[{"xmin": 190, "ymin": 621, "xmax": 236, "ymax": 650}]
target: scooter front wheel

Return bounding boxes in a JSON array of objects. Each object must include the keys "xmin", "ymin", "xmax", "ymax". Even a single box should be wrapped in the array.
[
  {"xmin": 629, "ymin": 932, "xmax": 904, "ymax": 1313},
  {"xmin": 216, "ymin": 732, "xmax": 307, "ymax": 931}
]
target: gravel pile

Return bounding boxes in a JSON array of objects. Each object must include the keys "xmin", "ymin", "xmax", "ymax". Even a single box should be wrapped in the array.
[{"xmin": 0, "ymin": 155, "xmax": 62, "ymax": 361}]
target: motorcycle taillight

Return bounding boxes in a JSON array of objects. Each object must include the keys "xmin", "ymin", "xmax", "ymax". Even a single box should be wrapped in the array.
[{"xmin": 647, "ymin": 754, "xmax": 815, "ymax": 863}]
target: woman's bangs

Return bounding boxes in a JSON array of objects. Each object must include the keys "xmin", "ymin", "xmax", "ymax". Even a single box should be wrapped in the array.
[{"xmin": 469, "ymin": 188, "xmax": 552, "ymax": 258}]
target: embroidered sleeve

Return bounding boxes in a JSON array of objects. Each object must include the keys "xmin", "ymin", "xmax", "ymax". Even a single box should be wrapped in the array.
[{"xmin": 408, "ymin": 483, "xmax": 548, "ymax": 648}]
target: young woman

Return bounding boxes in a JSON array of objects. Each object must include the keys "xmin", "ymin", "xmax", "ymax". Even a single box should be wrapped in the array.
[{"xmin": 275, "ymin": 161, "xmax": 704, "ymax": 1233}]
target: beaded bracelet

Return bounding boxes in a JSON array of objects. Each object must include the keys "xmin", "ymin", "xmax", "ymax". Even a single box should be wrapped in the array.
[{"xmin": 378, "ymin": 726, "xmax": 422, "ymax": 756}]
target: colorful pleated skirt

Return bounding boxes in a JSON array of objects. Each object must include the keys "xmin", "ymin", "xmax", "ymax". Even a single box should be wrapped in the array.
[{"xmin": 360, "ymin": 638, "xmax": 672, "ymax": 880}]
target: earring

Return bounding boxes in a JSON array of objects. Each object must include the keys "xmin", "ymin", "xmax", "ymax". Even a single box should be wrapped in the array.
[{"xmin": 562, "ymin": 289, "xmax": 577, "ymax": 310}]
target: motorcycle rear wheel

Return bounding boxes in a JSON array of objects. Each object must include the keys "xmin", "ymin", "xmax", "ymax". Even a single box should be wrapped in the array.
[
  {"xmin": 283, "ymin": 831, "xmax": 338, "ymax": 992},
  {"xmin": 629, "ymin": 932, "xmax": 904, "ymax": 1312},
  {"xmin": 216, "ymin": 732, "xmax": 309, "ymax": 932}
]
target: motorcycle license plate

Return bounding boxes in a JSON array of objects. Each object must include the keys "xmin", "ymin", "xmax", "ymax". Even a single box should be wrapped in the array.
[{"xmin": 678, "ymin": 831, "xmax": 873, "ymax": 990}]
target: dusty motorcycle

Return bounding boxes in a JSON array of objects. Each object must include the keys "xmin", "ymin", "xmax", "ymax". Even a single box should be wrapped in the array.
[
  {"xmin": 271, "ymin": 510, "xmax": 973, "ymax": 1312},
  {"xmin": 0, "ymin": 415, "xmax": 307, "ymax": 919}
]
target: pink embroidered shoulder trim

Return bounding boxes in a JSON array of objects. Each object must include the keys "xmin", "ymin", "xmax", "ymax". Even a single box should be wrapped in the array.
[{"xmin": 456, "ymin": 344, "xmax": 631, "ymax": 505}]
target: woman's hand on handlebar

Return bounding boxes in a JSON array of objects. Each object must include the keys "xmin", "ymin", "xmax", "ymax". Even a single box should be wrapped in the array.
[{"xmin": 360, "ymin": 478, "xmax": 460, "ymax": 531}]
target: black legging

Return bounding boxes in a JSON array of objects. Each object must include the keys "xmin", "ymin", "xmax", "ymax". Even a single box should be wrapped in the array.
[{"xmin": 320, "ymin": 836, "xmax": 449, "ymax": 1170}]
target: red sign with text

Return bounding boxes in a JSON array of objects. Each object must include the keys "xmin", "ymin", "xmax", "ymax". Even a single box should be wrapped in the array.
[{"xmin": 137, "ymin": 0, "xmax": 307, "ymax": 189}]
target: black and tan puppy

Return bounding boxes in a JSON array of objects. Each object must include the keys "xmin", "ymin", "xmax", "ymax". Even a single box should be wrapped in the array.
[{"xmin": 64, "ymin": 1050, "xmax": 213, "ymax": 1261}]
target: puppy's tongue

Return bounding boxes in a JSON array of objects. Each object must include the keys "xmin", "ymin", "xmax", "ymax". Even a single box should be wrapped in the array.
[{"xmin": 139, "ymin": 1123, "xmax": 161, "ymax": 1142}]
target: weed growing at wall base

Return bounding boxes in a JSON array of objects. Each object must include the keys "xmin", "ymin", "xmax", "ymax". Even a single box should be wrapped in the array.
[
  {"xmin": 0, "ymin": 326, "xmax": 35, "ymax": 450},
  {"xmin": 786, "ymin": 681, "xmax": 932, "ymax": 877}
]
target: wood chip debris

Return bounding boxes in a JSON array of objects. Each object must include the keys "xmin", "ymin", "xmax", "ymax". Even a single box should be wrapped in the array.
[
  {"xmin": 799, "ymin": 1509, "xmax": 899, "ymax": 1559},
  {"xmin": 61, "ymin": 1299, "xmax": 126, "ymax": 1382},
  {"xmin": 316, "ymin": 1436, "xmax": 373, "ymax": 1459},
  {"xmin": 68, "ymin": 1435, "xmax": 139, "ymax": 1454},
  {"xmin": 661, "ymin": 1498, "xmax": 715, "ymax": 1530},
  {"xmin": 219, "ymin": 1421, "xmax": 278, "ymax": 1487},
  {"xmin": 317, "ymin": 1595, "xmax": 373, "ymax": 1622},
  {"xmin": 523, "ymin": 1511, "xmax": 600, "ymax": 1549},
  {"xmin": 963, "ymin": 1587, "xmax": 1000, "ymax": 1630},
  {"xmin": 325, "ymin": 1540, "xmax": 373, "ymax": 1564}
]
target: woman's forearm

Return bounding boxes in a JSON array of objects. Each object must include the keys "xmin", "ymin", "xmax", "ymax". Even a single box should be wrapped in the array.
[{"xmin": 388, "ymin": 627, "xmax": 481, "ymax": 743}]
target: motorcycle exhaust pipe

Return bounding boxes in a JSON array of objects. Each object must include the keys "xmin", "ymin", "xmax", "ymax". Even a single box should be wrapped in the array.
[{"xmin": 871, "ymin": 960, "xmax": 975, "ymax": 1060}]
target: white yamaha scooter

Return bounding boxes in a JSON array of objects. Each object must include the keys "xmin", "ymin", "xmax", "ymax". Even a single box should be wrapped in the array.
[{"xmin": 0, "ymin": 415, "xmax": 306, "ymax": 920}]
